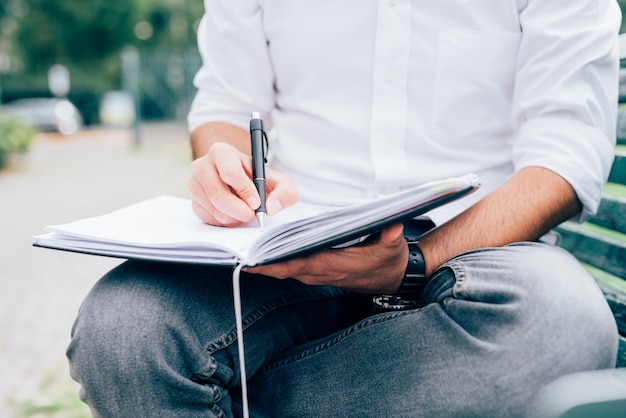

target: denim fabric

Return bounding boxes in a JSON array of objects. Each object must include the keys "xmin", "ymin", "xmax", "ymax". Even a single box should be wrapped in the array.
[{"xmin": 67, "ymin": 242, "xmax": 618, "ymax": 417}]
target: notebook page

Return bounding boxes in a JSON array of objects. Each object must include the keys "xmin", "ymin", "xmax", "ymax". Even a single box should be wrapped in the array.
[{"xmin": 41, "ymin": 196, "xmax": 330, "ymax": 263}]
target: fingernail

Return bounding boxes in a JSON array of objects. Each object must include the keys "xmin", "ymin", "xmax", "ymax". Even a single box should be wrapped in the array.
[{"xmin": 246, "ymin": 197, "xmax": 260, "ymax": 209}]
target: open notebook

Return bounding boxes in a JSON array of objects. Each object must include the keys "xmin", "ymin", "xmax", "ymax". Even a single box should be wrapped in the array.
[
  {"xmin": 33, "ymin": 173, "xmax": 481, "ymax": 267},
  {"xmin": 33, "ymin": 173, "xmax": 480, "ymax": 418}
]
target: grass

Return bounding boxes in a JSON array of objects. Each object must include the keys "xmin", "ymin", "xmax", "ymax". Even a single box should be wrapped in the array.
[{"xmin": 8, "ymin": 365, "xmax": 90, "ymax": 418}]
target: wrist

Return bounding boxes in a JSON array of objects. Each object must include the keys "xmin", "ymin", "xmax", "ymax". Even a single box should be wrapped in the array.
[
  {"xmin": 371, "ymin": 241, "xmax": 428, "ymax": 311},
  {"xmin": 371, "ymin": 219, "xmax": 434, "ymax": 311}
]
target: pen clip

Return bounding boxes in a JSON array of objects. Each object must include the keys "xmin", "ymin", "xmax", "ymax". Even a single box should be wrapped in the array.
[{"xmin": 262, "ymin": 131, "xmax": 269, "ymax": 163}]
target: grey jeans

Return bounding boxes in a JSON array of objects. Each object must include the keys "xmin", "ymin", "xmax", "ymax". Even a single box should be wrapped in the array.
[{"xmin": 67, "ymin": 242, "xmax": 617, "ymax": 417}]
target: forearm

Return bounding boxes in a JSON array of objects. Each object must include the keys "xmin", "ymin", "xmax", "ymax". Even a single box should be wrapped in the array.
[
  {"xmin": 418, "ymin": 166, "xmax": 582, "ymax": 277},
  {"xmin": 191, "ymin": 121, "xmax": 251, "ymax": 159}
]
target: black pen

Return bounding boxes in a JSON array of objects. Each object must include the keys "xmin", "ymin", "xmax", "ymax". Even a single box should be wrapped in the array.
[{"xmin": 250, "ymin": 112, "xmax": 267, "ymax": 227}]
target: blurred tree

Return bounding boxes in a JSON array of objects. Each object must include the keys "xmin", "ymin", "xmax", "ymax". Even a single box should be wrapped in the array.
[
  {"xmin": 14, "ymin": 0, "xmax": 136, "ymax": 71},
  {"xmin": 133, "ymin": 0, "xmax": 204, "ymax": 49},
  {"xmin": 2, "ymin": 0, "xmax": 204, "ymax": 123},
  {"xmin": 8, "ymin": 0, "xmax": 203, "ymax": 73}
]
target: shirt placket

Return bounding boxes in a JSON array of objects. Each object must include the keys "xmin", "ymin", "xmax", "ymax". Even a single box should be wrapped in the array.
[{"xmin": 368, "ymin": 0, "xmax": 412, "ymax": 197}]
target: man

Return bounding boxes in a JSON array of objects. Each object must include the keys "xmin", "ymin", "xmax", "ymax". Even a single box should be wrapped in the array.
[{"xmin": 68, "ymin": 1, "xmax": 621, "ymax": 416}]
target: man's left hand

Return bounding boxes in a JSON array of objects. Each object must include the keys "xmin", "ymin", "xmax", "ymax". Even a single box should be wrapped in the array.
[{"xmin": 245, "ymin": 223, "xmax": 408, "ymax": 294}]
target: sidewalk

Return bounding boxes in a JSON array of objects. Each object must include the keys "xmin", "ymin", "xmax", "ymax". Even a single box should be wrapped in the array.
[{"xmin": 0, "ymin": 122, "xmax": 192, "ymax": 417}]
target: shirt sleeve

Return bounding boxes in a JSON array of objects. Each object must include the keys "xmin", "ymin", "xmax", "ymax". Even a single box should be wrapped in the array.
[
  {"xmin": 512, "ymin": 0, "xmax": 621, "ymax": 222},
  {"xmin": 187, "ymin": 0, "xmax": 275, "ymax": 133}
]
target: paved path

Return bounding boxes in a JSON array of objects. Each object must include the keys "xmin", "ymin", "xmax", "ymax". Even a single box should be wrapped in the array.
[{"xmin": 0, "ymin": 123, "xmax": 192, "ymax": 416}]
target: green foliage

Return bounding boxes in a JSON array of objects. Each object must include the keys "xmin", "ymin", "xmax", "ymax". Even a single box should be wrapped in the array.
[
  {"xmin": 0, "ymin": 111, "xmax": 37, "ymax": 168},
  {"xmin": 132, "ymin": 0, "xmax": 205, "ymax": 50},
  {"xmin": 8, "ymin": 0, "xmax": 204, "ymax": 73},
  {"xmin": 1, "ymin": 0, "xmax": 205, "ymax": 123},
  {"xmin": 14, "ymin": 0, "xmax": 136, "ymax": 71}
]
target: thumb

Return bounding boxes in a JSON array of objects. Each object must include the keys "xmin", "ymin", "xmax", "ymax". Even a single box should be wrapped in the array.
[{"xmin": 379, "ymin": 223, "xmax": 405, "ymax": 246}]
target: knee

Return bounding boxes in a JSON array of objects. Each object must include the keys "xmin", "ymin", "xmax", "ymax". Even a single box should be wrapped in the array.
[
  {"xmin": 444, "ymin": 243, "xmax": 617, "ymax": 367},
  {"xmin": 67, "ymin": 261, "xmax": 227, "ymax": 380},
  {"xmin": 515, "ymin": 244, "xmax": 617, "ymax": 368},
  {"xmin": 432, "ymin": 244, "xmax": 618, "ymax": 415},
  {"xmin": 67, "ymin": 262, "xmax": 178, "ymax": 375},
  {"xmin": 66, "ymin": 261, "xmax": 239, "ymax": 416}
]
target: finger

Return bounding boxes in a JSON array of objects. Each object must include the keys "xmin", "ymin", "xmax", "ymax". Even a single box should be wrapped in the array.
[
  {"xmin": 204, "ymin": 146, "xmax": 259, "ymax": 213},
  {"xmin": 190, "ymin": 198, "xmax": 219, "ymax": 225},
  {"xmin": 264, "ymin": 168, "xmax": 300, "ymax": 216},
  {"xmin": 215, "ymin": 154, "xmax": 261, "ymax": 211},
  {"xmin": 246, "ymin": 255, "xmax": 312, "ymax": 281},
  {"xmin": 209, "ymin": 143, "xmax": 260, "ymax": 211},
  {"xmin": 189, "ymin": 157, "xmax": 254, "ymax": 225},
  {"xmin": 187, "ymin": 178, "xmax": 244, "ymax": 226},
  {"xmin": 192, "ymin": 196, "xmax": 244, "ymax": 227}
]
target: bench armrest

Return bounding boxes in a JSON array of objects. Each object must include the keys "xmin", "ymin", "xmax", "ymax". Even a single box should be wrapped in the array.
[{"xmin": 532, "ymin": 369, "xmax": 626, "ymax": 417}]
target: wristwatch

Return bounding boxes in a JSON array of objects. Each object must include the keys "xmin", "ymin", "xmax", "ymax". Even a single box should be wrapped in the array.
[
  {"xmin": 399, "ymin": 241, "xmax": 427, "ymax": 298},
  {"xmin": 372, "ymin": 241, "xmax": 427, "ymax": 311}
]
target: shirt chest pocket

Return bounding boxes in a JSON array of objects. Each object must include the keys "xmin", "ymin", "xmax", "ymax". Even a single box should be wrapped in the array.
[{"xmin": 432, "ymin": 29, "xmax": 521, "ymax": 145}]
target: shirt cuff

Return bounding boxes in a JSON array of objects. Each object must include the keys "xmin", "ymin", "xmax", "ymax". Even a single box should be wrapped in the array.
[{"xmin": 513, "ymin": 117, "xmax": 615, "ymax": 223}]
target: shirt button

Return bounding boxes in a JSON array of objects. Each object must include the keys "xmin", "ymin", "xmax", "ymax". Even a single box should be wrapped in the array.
[{"xmin": 384, "ymin": 71, "xmax": 395, "ymax": 82}]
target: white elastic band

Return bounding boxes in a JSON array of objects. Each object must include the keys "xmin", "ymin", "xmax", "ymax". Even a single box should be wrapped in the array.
[{"xmin": 232, "ymin": 263, "xmax": 250, "ymax": 418}]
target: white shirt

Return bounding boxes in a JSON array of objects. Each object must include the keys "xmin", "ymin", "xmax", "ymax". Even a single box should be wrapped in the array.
[{"xmin": 189, "ymin": 0, "xmax": 621, "ymax": 224}]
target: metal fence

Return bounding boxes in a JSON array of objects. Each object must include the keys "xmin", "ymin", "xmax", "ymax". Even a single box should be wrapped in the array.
[{"xmin": 123, "ymin": 46, "xmax": 201, "ymax": 123}]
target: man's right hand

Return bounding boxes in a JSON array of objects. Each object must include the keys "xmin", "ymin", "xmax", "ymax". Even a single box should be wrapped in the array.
[{"xmin": 187, "ymin": 141, "xmax": 299, "ymax": 227}]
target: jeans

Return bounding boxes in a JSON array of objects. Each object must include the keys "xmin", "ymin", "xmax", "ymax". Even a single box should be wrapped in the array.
[{"xmin": 67, "ymin": 242, "xmax": 618, "ymax": 417}]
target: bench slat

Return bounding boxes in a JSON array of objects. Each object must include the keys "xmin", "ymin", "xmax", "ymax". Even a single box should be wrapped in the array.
[
  {"xmin": 608, "ymin": 151, "xmax": 626, "ymax": 185},
  {"xmin": 556, "ymin": 223, "xmax": 626, "ymax": 279},
  {"xmin": 618, "ymin": 113, "xmax": 626, "ymax": 144},
  {"xmin": 600, "ymin": 283, "xmax": 626, "ymax": 337},
  {"xmin": 588, "ymin": 194, "xmax": 626, "ymax": 235},
  {"xmin": 618, "ymin": 336, "xmax": 626, "ymax": 368}
]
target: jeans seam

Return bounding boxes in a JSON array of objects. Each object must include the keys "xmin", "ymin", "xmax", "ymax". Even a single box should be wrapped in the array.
[
  {"xmin": 445, "ymin": 258, "xmax": 468, "ymax": 300},
  {"xmin": 443, "ymin": 246, "xmax": 511, "ymax": 301},
  {"xmin": 443, "ymin": 242, "xmax": 550, "ymax": 301},
  {"xmin": 208, "ymin": 403, "xmax": 226, "ymax": 418},
  {"xmin": 204, "ymin": 287, "xmax": 344, "ymax": 355},
  {"xmin": 260, "ymin": 309, "xmax": 413, "ymax": 372}
]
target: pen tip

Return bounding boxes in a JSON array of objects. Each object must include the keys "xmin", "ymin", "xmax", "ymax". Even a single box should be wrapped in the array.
[
  {"xmin": 251, "ymin": 111, "xmax": 260, "ymax": 120},
  {"xmin": 256, "ymin": 212, "xmax": 265, "ymax": 228}
]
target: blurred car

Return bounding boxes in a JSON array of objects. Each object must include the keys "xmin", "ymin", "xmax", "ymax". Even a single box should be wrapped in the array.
[
  {"xmin": 99, "ymin": 91, "xmax": 136, "ymax": 128},
  {"xmin": 2, "ymin": 98, "xmax": 83, "ymax": 135}
]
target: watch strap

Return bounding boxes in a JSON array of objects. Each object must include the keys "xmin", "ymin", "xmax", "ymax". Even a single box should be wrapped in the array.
[
  {"xmin": 372, "ymin": 219, "xmax": 433, "ymax": 311},
  {"xmin": 372, "ymin": 241, "xmax": 428, "ymax": 311},
  {"xmin": 397, "ymin": 241, "xmax": 427, "ymax": 299}
]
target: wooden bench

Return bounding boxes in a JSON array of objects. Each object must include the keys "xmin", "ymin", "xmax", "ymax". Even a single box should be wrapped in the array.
[
  {"xmin": 532, "ymin": 127, "xmax": 626, "ymax": 417},
  {"xmin": 519, "ymin": 37, "xmax": 626, "ymax": 416},
  {"xmin": 555, "ymin": 143, "xmax": 626, "ymax": 368},
  {"xmin": 554, "ymin": 39, "xmax": 626, "ymax": 369}
]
